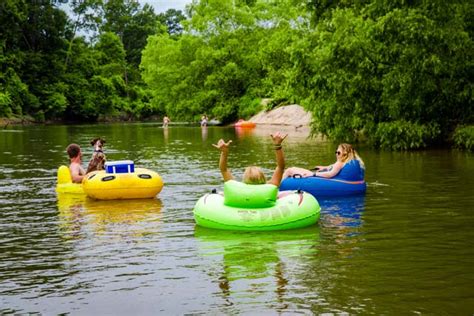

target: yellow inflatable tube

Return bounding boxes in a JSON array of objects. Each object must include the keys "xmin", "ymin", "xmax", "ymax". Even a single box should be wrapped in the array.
[
  {"xmin": 56, "ymin": 165, "xmax": 85, "ymax": 194},
  {"xmin": 83, "ymin": 168, "xmax": 164, "ymax": 200},
  {"xmin": 56, "ymin": 165, "xmax": 164, "ymax": 200}
]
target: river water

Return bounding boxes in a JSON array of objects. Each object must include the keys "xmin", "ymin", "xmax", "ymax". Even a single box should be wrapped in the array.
[{"xmin": 0, "ymin": 123, "xmax": 473, "ymax": 314}]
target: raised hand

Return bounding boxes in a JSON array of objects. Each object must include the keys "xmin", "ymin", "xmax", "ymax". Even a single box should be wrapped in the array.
[
  {"xmin": 212, "ymin": 139, "xmax": 232, "ymax": 152},
  {"xmin": 270, "ymin": 132, "xmax": 288, "ymax": 145}
]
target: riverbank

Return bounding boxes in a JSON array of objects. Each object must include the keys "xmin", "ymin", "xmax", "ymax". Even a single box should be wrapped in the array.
[
  {"xmin": 247, "ymin": 104, "xmax": 312, "ymax": 135},
  {"xmin": 0, "ymin": 116, "xmax": 35, "ymax": 127},
  {"xmin": 249, "ymin": 104, "xmax": 311, "ymax": 127},
  {"xmin": 0, "ymin": 115, "xmax": 164, "ymax": 127},
  {"xmin": 0, "ymin": 104, "xmax": 313, "ymax": 128}
]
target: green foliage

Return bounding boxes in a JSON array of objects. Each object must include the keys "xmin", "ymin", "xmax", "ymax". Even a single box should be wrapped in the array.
[
  {"xmin": 290, "ymin": 1, "xmax": 473, "ymax": 149},
  {"xmin": 95, "ymin": 32, "xmax": 126, "ymax": 67},
  {"xmin": 238, "ymin": 97, "xmax": 262, "ymax": 119},
  {"xmin": 101, "ymin": 1, "xmax": 162, "ymax": 67},
  {"xmin": 158, "ymin": 9, "xmax": 186, "ymax": 36},
  {"xmin": 374, "ymin": 120, "xmax": 441, "ymax": 150},
  {"xmin": 44, "ymin": 90, "xmax": 67, "ymax": 118},
  {"xmin": 0, "ymin": 0, "xmax": 159, "ymax": 122},
  {"xmin": 1, "ymin": 68, "xmax": 33, "ymax": 116},
  {"xmin": 1, "ymin": 0, "xmax": 472, "ymax": 151},
  {"xmin": 0, "ymin": 91, "xmax": 12, "ymax": 117},
  {"xmin": 453, "ymin": 126, "xmax": 474, "ymax": 151},
  {"xmin": 33, "ymin": 110, "xmax": 45, "ymax": 122},
  {"xmin": 141, "ymin": 0, "xmax": 304, "ymax": 122},
  {"xmin": 89, "ymin": 75, "xmax": 116, "ymax": 113}
]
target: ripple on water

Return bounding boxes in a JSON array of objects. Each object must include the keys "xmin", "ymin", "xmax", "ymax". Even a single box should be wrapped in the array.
[{"xmin": 1, "ymin": 125, "xmax": 474, "ymax": 315}]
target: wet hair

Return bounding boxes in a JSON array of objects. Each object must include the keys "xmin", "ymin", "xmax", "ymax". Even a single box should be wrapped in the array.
[
  {"xmin": 66, "ymin": 143, "xmax": 81, "ymax": 159},
  {"xmin": 338, "ymin": 143, "xmax": 365, "ymax": 169},
  {"xmin": 242, "ymin": 166, "xmax": 266, "ymax": 184}
]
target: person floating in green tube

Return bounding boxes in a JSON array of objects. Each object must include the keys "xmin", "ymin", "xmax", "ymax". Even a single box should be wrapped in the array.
[{"xmin": 213, "ymin": 132, "xmax": 287, "ymax": 187}]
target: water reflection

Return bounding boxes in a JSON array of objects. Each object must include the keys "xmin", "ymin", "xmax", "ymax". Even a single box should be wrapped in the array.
[
  {"xmin": 246, "ymin": 125, "xmax": 311, "ymax": 139},
  {"xmin": 194, "ymin": 226, "xmax": 320, "ymax": 311},
  {"xmin": 201, "ymin": 126, "xmax": 208, "ymax": 141},
  {"xmin": 319, "ymin": 195, "xmax": 366, "ymax": 229},
  {"xmin": 163, "ymin": 126, "xmax": 169, "ymax": 143},
  {"xmin": 234, "ymin": 127, "xmax": 255, "ymax": 139},
  {"xmin": 57, "ymin": 194, "xmax": 163, "ymax": 239},
  {"xmin": 318, "ymin": 196, "xmax": 366, "ymax": 260},
  {"xmin": 57, "ymin": 194, "xmax": 86, "ymax": 240}
]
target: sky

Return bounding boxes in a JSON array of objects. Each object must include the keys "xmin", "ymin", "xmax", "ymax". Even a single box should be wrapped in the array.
[
  {"xmin": 139, "ymin": 0, "xmax": 192, "ymax": 13},
  {"xmin": 59, "ymin": 0, "xmax": 192, "ymax": 16}
]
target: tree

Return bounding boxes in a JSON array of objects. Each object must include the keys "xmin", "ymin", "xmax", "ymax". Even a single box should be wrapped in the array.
[
  {"xmin": 65, "ymin": 0, "xmax": 102, "ymax": 68},
  {"xmin": 142, "ymin": 0, "xmax": 306, "ymax": 122},
  {"xmin": 289, "ymin": 1, "xmax": 473, "ymax": 149},
  {"xmin": 157, "ymin": 9, "xmax": 186, "ymax": 36}
]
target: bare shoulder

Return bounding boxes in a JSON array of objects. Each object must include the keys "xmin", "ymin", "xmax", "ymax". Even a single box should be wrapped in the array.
[{"xmin": 70, "ymin": 162, "xmax": 82, "ymax": 173}]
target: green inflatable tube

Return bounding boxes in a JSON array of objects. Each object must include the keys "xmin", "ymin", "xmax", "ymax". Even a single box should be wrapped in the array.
[{"xmin": 193, "ymin": 181, "xmax": 321, "ymax": 231}]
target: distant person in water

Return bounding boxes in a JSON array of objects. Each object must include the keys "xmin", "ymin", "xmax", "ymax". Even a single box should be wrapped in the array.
[
  {"xmin": 201, "ymin": 115, "xmax": 208, "ymax": 127},
  {"xmin": 283, "ymin": 143, "xmax": 365, "ymax": 179},
  {"xmin": 163, "ymin": 115, "xmax": 170, "ymax": 127},
  {"xmin": 213, "ymin": 132, "xmax": 287, "ymax": 187},
  {"xmin": 66, "ymin": 143, "xmax": 86, "ymax": 183}
]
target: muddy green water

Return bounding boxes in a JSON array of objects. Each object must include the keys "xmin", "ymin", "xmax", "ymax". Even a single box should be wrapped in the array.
[{"xmin": 0, "ymin": 123, "xmax": 473, "ymax": 314}]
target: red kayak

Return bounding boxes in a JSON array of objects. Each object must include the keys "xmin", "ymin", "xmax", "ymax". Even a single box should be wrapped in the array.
[{"xmin": 234, "ymin": 119, "xmax": 256, "ymax": 128}]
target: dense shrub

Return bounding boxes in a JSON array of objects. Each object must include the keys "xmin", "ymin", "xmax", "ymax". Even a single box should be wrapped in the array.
[
  {"xmin": 0, "ymin": 92, "xmax": 12, "ymax": 117},
  {"xmin": 373, "ymin": 120, "xmax": 440, "ymax": 150},
  {"xmin": 238, "ymin": 97, "xmax": 262, "ymax": 119},
  {"xmin": 453, "ymin": 126, "xmax": 474, "ymax": 151}
]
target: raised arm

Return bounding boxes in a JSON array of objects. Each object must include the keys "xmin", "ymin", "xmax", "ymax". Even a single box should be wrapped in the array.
[
  {"xmin": 212, "ymin": 139, "xmax": 234, "ymax": 182},
  {"xmin": 268, "ymin": 132, "xmax": 287, "ymax": 187}
]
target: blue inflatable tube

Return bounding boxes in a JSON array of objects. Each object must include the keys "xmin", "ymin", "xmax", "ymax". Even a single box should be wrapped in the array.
[
  {"xmin": 280, "ymin": 177, "xmax": 366, "ymax": 198},
  {"xmin": 280, "ymin": 160, "xmax": 366, "ymax": 198}
]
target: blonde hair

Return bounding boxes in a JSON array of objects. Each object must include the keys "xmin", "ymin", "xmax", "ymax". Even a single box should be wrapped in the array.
[
  {"xmin": 242, "ymin": 166, "xmax": 266, "ymax": 184},
  {"xmin": 338, "ymin": 143, "xmax": 365, "ymax": 169}
]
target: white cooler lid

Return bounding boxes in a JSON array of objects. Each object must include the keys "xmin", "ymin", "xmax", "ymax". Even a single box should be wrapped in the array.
[{"xmin": 105, "ymin": 160, "xmax": 134, "ymax": 167}]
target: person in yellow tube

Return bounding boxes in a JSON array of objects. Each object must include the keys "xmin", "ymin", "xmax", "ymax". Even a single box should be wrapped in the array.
[{"xmin": 66, "ymin": 143, "xmax": 85, "ymax": 183}]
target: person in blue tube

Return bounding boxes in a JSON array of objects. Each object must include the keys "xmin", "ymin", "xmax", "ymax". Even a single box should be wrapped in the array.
[{"xmin": 283, "ymin": 143, "xmax": 365, "ymax": 180}]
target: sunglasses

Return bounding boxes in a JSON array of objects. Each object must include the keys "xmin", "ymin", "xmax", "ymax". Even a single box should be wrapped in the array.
[{"xmin": 335, "ymin": 151, "xmax": 342, "ymax": 155}]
